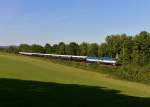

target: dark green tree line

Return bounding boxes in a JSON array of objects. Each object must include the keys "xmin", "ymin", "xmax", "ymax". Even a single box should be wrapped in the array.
[{"xmin": 2, "ymin": 31, "xmax": 150, "ymax": 65}]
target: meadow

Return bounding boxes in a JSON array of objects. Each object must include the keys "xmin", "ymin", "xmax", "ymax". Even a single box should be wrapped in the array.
[{"xmin": 0, "ymin": 53, "xmax": 150, "ymax": 107}]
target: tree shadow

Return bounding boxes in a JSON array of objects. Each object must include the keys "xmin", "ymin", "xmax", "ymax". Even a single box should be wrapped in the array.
[{"xmin": 0, "ymin": 78, "xmax": 149, "ymax": 107}]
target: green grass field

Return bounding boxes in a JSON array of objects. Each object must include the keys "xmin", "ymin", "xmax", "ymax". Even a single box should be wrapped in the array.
[{"xmin": 0, "ymin": 54, "xmax": 150, "ymax": 107}]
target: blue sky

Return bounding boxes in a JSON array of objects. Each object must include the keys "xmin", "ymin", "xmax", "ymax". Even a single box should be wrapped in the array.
[{"xmin": 0, "ymin": 0, "xmax": 150, "ymax": 45}]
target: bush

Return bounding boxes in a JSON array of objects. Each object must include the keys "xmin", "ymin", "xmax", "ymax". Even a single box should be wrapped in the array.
[{"xmin": 115, "ymin": 64, "xmax": 150, "ymax": 84}]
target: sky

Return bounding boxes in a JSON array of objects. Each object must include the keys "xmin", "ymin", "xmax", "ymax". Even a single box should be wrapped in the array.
[{"xmin": 0, "ymin": 0, "xmax": 150, "ymax": 46}]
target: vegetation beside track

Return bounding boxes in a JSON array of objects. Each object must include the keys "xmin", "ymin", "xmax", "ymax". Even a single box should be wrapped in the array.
[{"xmin": 47, "ymin": 57, "xmax": 150, "ymax": 85}]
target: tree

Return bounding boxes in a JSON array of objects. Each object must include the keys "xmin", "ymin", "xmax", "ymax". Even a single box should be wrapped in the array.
[
  {"xmin": 105, "ymin": 34, "xmax": 126, "ymax": 57},
  {"xmin": 87, "ymin": 43, "xmax": 98, "ymax": 56},
  {"xmin": 79, "ymin": 42, "xmax": 88, "ymax": 56},
  {"xmin": 67, "ymin": 42, "xmax": 79, "ymax": 55},
  {"xmin": 132, "ymin": 31, "xmax": 150, "ymax": 65},
  {"xmin": 119, "ymin": 36, "xmax": 133, "ymax": 64},
  {"xmin": 98, "ymin": 43, "xmax": 109, "ymax": 57},
  {"xmin": 31, "ymin": 44, "xmax": 45, "ymax": 53},
  {"xmin": 58, "ymin": 42, "xmax": 66, "ymax": 55},
  {"xmin": 51, "ymin": 44, "xmax": 58, "ymax": 54},
  {"xmin": 65, "ymin": 44, "xmax": 69, "ymax": 55},
  {"xmin": 7, "ymin": 46, "xmax": 19, "ymax": 54},
  {"xmin": 19, "ymin": 44, "xmax": 31, "ymax": 52},
  {"xmin": 44, "ymin": 43, "xmax": 52, "ymax": 54},
  {"xmin": 103, "ymin": 34, "xmax": 134, "ymax": 63}
]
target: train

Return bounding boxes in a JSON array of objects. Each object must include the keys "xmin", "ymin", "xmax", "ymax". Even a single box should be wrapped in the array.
[{"xmin": 19, "ymin": 52, "xmax": 117, "ymax": 66}]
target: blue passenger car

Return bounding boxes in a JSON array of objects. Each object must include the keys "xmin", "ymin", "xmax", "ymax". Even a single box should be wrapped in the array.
[{"xmin": 86, "ymin": 56, "xmax": 117, "ymax": 65}]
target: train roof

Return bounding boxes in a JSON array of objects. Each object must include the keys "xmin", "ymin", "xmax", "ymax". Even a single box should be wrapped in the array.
[
  {"xmin": 87, "ymin": 56, "xmax": 100, "ymax": 59},
  {"xmin": 72, "ymin": 55, "xmax": 87, "ymax": 58},
  {"xmin": 100, "ymin": 57, "xmax": 116, "ymax": 60},
  {"xmin": 19, "ymin": 52, "xmax": 116, "ymax": 61},
  {"xmin": 87, "ymin": 56, "xmax": 116, "ymax": 61}
]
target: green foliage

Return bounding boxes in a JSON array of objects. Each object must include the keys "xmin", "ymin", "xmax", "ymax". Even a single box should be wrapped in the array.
[
  {"xmin": 5, "ymin": 31, "xmax": 150, "ymax": 66},
  {"xmin": 19, "ymin": 44, "xmax": 31, "ymax": 52},
  {"xmin": 98, "ymin": 31, "xmax": 150, "ymax": 65},
  {"xmin": 132, "ymin": 31, "xmax": 150, "ymax": 65},
  {"xmin": 116, "ymin": 65, "xmax": 144, "ymax": 81},
  {"xmin": 79, "ymin": 42, "xmax": 89, "ymax": 56},
  {"xmin": 67, "ymin": 42, "xmax": 80, "ymax": 55},
  {"xmin": 58, "ymin": 42, "xmax": 66, "ymax": 54},
  {"xmin": 51, "ymin": 58, "xmax": 150, "ymax": 84},
  {"xmin": 44, "ymin": 43, "xmax": 52, "ymax": 54},
  {"xmin": 7, "ymin": 46, "xmax": 19, "ymax": 54},
  {"xmin": 87, "ymin": 43, "xmax": 99, "ymax": 56},
  {"xmin": 98, "ymin": 43, "xmax": 109, "ymax": 57},
  {"xmin": 3, "ymin": 31, "xmax": 150, "ymax": 86},
  {"xmin": 31, "ymin": 44, "xmax": 45, "ymax": 53},
  {"xmin": 51, "ymin": 44, "xmax": 59, "ymax": 53}
]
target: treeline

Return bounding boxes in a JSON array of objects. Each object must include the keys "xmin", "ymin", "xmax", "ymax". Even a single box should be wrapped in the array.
[
  {"xmin": 100, "ymin": 31, "xmax": 150, "ymax": 65},
  {"xmin": 5, "ymin": 42, "xmax": 99, "ymax": 57},
  {"xmin": 3, "ymin": 31, "xmax": 150, "ymax": 65}
]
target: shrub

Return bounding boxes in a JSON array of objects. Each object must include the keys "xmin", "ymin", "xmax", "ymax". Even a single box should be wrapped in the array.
[{"xmin": 115, "ymin": 64, "xmax": 150, "ymax": 83}]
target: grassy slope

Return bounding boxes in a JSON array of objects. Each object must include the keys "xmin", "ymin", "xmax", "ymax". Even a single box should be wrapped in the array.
[{"xmin": 0, "ymin": 54, "xmax": 150, "ymax": 98}]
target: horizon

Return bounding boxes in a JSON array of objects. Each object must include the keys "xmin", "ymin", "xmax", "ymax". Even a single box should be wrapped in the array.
[{"xmin": 0, "ymin": 0, "xmax": 150, "ymax": 45}]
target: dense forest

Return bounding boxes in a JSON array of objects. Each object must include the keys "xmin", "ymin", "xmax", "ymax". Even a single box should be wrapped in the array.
[{"xmin": 3, "ymin": 31, "xmax": 150, "ymax": 65}]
